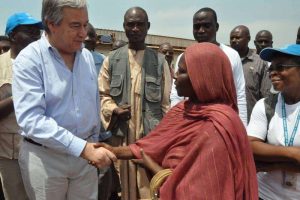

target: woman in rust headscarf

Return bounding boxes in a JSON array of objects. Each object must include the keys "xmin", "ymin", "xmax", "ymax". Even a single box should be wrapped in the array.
[{"xmin": 99, "ymin": 42, "xmax": 258, "ymax": 200}]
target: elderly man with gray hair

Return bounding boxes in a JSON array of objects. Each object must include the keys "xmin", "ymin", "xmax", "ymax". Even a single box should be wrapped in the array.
[{"xmin": 12, "ymin": 0, "xmax": 116, "ymax": 199}]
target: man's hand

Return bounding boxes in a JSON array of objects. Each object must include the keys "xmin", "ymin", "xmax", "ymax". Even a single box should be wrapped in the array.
[
  {"xmin": 81, "ymin": 142, "xmax": 116, "ymax": 168},
  {"xmin": 0, "ymin": 84, "xmax": 14, "ymax": 119},
  {"xmin": 113, "ymin": 104, "xmax": 131, "ymax": 121},
  {"xmin": 0, "ymin": 83, "xmax": 12, "ymax": 100}
]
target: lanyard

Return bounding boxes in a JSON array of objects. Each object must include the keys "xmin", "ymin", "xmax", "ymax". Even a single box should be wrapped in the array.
[{"xmin": 281, "ymin": 96, "xmax": 300, "ymax": 146}]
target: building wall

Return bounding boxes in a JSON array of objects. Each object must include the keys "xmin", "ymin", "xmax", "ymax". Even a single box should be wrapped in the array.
[{"xmin": 94, "ymin": 28, "xmax": 196, "ymax": 66}]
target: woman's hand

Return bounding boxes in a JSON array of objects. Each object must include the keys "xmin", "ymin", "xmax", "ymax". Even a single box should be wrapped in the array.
[
  {"xmin": 132, "ymin": 149, "xmax": 163, "ymax": 174},
  {"xmin": 248, "ymin": 136, "xmax": 300, "ymax": 164},
  {"xmin": 94, "ymin": 143, "xmax": 134, "ymax": 160}
]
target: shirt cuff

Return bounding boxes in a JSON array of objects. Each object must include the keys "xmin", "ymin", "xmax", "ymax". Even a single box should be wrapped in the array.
[{"xmin": 67, "ymin": 136, "xmax": 87, "ymax": 157}]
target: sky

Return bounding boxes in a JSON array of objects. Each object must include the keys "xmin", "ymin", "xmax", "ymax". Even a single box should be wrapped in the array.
[{"xmin": 0, "ymin": 0, "xmax": 299, "ymax": 48}]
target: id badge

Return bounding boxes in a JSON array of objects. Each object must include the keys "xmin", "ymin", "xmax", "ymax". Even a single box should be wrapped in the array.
[{"xmin": 282, "ymin": 171, "xmax": 297, "ymax": 190}]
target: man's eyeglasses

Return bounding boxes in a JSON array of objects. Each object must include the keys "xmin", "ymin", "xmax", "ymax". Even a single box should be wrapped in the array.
[{"xmin": 268, "ymin": 64, "xmax": 300, "ymax": 73}]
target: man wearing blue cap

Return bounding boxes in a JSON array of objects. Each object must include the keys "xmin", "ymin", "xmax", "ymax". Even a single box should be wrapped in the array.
[
  {"xmin": 12, "ymin": 0, "xmax": 116, "ymax": 200},
  {"xmin": 0, "ymin": 12, "xmax": 43, "ymax": 200},
  {"xmin": 247, "ymin": 44, "xmax": 300, "ymax": 200}
]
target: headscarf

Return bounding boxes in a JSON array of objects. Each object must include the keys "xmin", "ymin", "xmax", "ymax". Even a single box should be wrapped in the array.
[
  {"xmin": 130, "ymin": 42, "xmax": 258, "ymax": 200},
  {"xmin": 185, "ymin": 42, "xmax": 238, "ymax": 111}
]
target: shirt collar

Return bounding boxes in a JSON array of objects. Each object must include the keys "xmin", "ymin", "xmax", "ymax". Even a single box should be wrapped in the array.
[
  {"xmin": 242, "ymin": 48, "xmax": 255, "ymax": 62},
  {"xmin": 247, "ymin": 48, "xmax": 256, "ymax": 59}
]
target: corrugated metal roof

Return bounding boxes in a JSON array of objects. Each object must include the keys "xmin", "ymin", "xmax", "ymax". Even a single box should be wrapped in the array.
[{"xmin": 95, "ymin": 28, "xmax": 195, "ymax": 49}]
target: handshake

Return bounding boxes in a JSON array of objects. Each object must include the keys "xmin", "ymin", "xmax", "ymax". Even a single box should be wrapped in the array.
[
  {"xmin": 81, "ymin": 103, "xmax": 132, "ymax": 168},
  {"xmin": 81, "ymin": 142, "xmax": 116, "ymax": 169},
  {"xmin": 81, "ymin": 141, "xmax": 164, "ymax": 178}
]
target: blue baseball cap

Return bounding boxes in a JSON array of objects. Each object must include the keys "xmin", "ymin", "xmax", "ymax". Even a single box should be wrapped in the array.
[
  {"xmin": 260, "ymin": 44, "xmax": 300, "ymax": 62},
  {"xmin": 5, "ymin": 12, "xmax": 43, "ymax": 35}
]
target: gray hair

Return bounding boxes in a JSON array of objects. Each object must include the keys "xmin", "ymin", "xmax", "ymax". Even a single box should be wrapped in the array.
[{"xmin": 42, "ymin": 0, "xmax": 87, "ymax": 33}]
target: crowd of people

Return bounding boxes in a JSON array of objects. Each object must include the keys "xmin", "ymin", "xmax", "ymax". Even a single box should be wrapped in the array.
[{"xmin": 0, "ymin": 0, "xmax": 300, "ymax": 200}]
